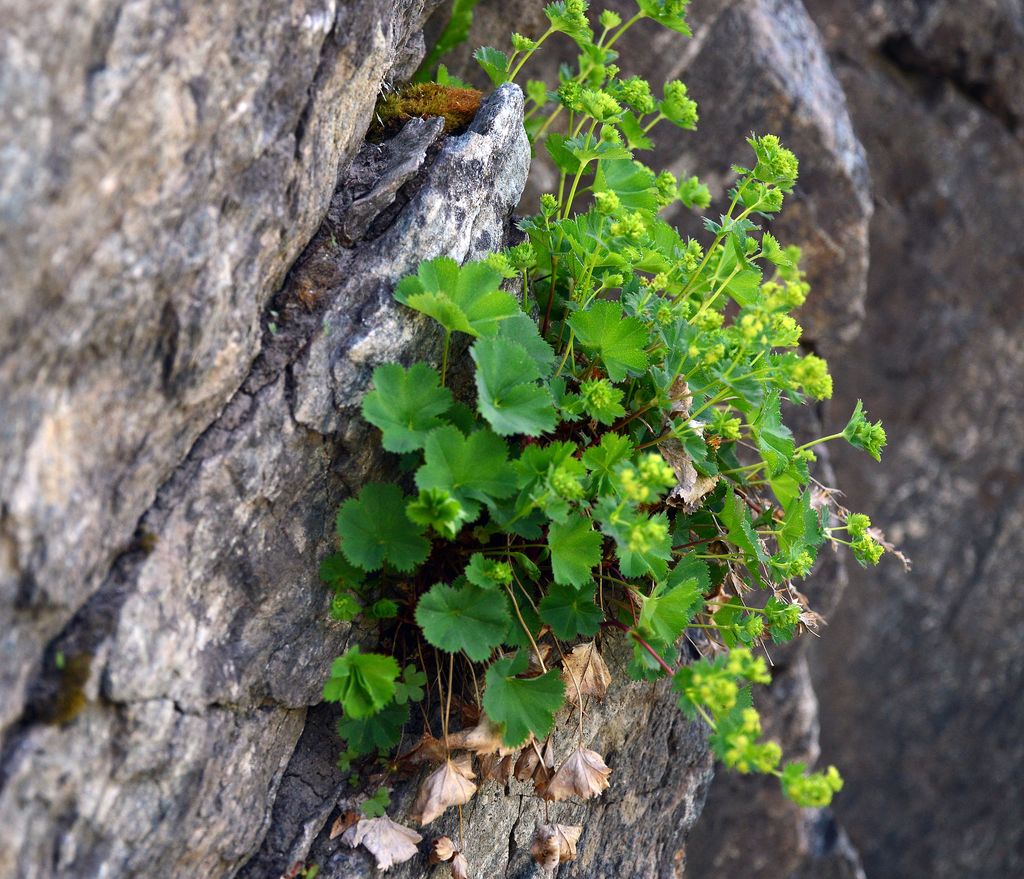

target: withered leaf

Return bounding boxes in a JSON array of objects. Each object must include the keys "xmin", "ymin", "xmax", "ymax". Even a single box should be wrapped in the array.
[
  {"xmin": 341, "ymin": 816, "xmax": 422, "ymax": 871},
  {"xmin": 451, "ymin": 752, "xmax": 476, "ymax": 779},
  {"xmin": 526, "ymin": 644, "xmax": 553, "ymax": 677},
  {"xmin": 397, "ymin": 732, "xmax": 447, "ymax": 766},
  {"xmin": 480, "ymin": 752, "xmax": 515, "ymax": 785},
  {"xmin": 561, "ymin": 641, "xmax": 612, "ymax": 703},
  {"xmin": 660, "ymin": 437, "xmax": 718, "ymax": 509},
  {"xmin": 531, "ymin": 739, "xmax": 557, "ymax": 798},
  {"xmin": 514, "ymin": 744, "xmax": 540, "ymax": 782},
  {"xmin": 669, "ymin": 377, "xmax": 692, "ymax": 419},
  {"xmin": 545, "ymin": 747, "xmax": 612, "ymax": 801},
  {"xmin": 447, "ymin": 715, "xmax": 517, "ymax": 756},
  {"xmin": 541, "ymin": 738, "xmax": 555, "ymax": 771},
  {"xmin": 329, "ymin": 810, "xmax": 359, "ymax": 840},
  {"xmin": 530, "ymin": 823, "xmax": 583, "ymax": 870},
  {"xmin": 410, "ymin": 759, "xmax": 478, "ymax": 825},
  {"xmin": 478, "ymin": 752, "xmax": 501, "ymax": 781},
  {"xmin": 451, "ymin": 851, "xmax": 470, "ymax": 879},
  {"xmin": 430, "ymin": 836, "xmax": 456, "ymax": 864},
  {"xmin": 496, "ymin": 754, "xmax": 515, "ymax": 784}
]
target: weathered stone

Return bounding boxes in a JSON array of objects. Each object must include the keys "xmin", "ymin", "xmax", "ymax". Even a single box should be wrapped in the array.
[
  {"xmin": 799, "ymin": 3, "xmax": 1024, "ymax": 877},
  {"xmin": 0, "ymin": 0, "xmax": 443, "ymax": 735},
  {"xmin": 301, "ymin": 640, "xmax": 713, "ymax": 879},
  {"xmin": 0, "ymin": 60, "xmax": 529, "ymax": 879}
]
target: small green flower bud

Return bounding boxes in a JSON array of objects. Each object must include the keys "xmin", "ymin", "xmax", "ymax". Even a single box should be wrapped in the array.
[{"xmin": 511, "ymin": 33, "xmax": 537, "ymax": 53}]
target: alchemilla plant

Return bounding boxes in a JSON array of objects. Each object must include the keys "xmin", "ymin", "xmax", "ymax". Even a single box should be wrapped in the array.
[{"xmin": 323, "ymin": 1, "xmax": 890, "ymax": 871}]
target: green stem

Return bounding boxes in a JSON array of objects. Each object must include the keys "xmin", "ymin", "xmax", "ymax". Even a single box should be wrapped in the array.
[
  {"xmin": 694, "ymin": 703, "xmax": 718, "ymax": 731},
  {"xmin": 796, "ymin": 432, "xmax": 844, "ymax": 453},
  {"xmin": 509, "ymin": 27, "xmax": 554, "ymax": 81},
  {"xmin": 505, "ymin": 584, "xmax": 547, "ymax": 672},
  {"xmin": 561, "ymin": 144, "xmax": 596, "ymax": 220},
  {"xmin": 605, "ymin": 11, "xmax": 646, "ymax": 50},
  {"xmin": 642, "ymin": 112, "xmax": 665, "ymax": 133},
  {"xmin": 554, "ymin": 331, "xmax": 575, "ymax": 378},
  {"xmin": 440, "ymin": 329, "xmax": 452, "ymax": 386}
]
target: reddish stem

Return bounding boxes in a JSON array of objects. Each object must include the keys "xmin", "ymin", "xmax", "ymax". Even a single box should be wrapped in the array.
[{"xmin": 604, "ymin": 619, "xmax": 678, "ymax": 677}]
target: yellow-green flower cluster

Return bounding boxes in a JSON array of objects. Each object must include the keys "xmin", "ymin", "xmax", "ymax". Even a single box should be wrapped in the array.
[
  {"xmin": 722, "ymin": 709, "xmax": 783, "ymax": 773},
  {"xmin": 655, "ymin": 170, "xmax": 678, "ymax": 206},
  {"xmin": 627, "ymin": 517, "xmax": 669, "ymax": 553},
  {"xmin": 791, "ymin": 353, "xmax": 833, "ymax": 400},
  {"xmin": 616, "ymin": 75, "xmax": 656, "ymax": 114},
  {"xmin": 581, "ymin": 88, "xmax": 623, "ymax": 121},
  {"xmin": 619, "ymin": 453, "xmax": 676, "ymax": 503},
  {"xmin": 762, "ymin": 279, "xmax": 809, "ymax": 311},
  {"xmin": 710, "ymin": 409, "xmax": 743, "ymax": 441},
  {"xmin": 750, "ymin": 133, "xmax": 799, "ymax": 191},
  {"xmin": 511, "ymin": 33, "xmax": 536, "ymax": 52},
  {"xmin": 550, "ymin": 462, "xmax": 586, "ymax": 500},
  {"xmin": 661, "ymin": 80, "xmax": 698, "ymax": 128},
  {"xmin": 782, "ymin": 764, "xmax": 844, "ymax": 808},
  {"xmin": 769, "ymin": 313, "xmax": 802, "ymax": 348},
  {"xmin": 594, "ymin": 190, "xmax": 622, "ymax": 215},
  {"xmin": 610, "ymin": 211, "xmax": 647, "ymax": 240}
]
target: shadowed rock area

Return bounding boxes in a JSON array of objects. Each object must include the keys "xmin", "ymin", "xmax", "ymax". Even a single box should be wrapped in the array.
[{"xmin": 801, "ymin": 2, "xmax": 1024, "ymax": 877}]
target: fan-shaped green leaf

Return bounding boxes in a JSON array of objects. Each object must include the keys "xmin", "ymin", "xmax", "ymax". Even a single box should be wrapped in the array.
[
  {"xmin": 336, "ymin": 484, "xmax": 430, "ymax": 572},
  {"xmin": 362, "ymin": 363, "xmax": 453, "ymax": 453}
]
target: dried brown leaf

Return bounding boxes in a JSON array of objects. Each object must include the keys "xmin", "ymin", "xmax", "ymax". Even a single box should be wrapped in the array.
[
  {"xmin": 555, "ymin": 823, "xmax": 582, "ymax": 861},
  {"xmin": 478, "ymin": 752, "xmax": 501, "ymax": 782},
  {"xmin": 329, "ymin": 810, "xmax": 359, "ymax": 840},
  {"xmin": 341, "ymin": 816, "xmax": 422, "ymax": 871},
  {"xmin": 451, "ymin": 752, "xmax": 475, "ymax": 779},
  {"xmin": 410, "ymin": 759, "xmax": 478, "ymax": 825},
  {"xmin": 660, "ymin": 437, "xmax": 719, "ymax": 509},
  {"xmin": 531, "ymin": 739, "xmax": 557, "ymax": 798},
  {"xmin": 514, "ymin": 744, "xmax": 539, "ymax": 781},
  {"xmin": 545, "ymin": 747, "xmax": 612, "ymax": 802},
  {"xmin": 430, "ymin": 836, "xmax": 457, "ymax": 864},
  {"xmin": 561, "ymin": 641, "xmax": 612, "ymax": 703},
  {"xmin": 446, "ymin": 716, "xmax": 516, "ymax": 756},
  {"xmin": 526, "ymin": 644, "xmax": 553, "ymax": 677},
  {"xmin": 479, "ymin": 753, "xmax": 514, "ymax": 785},
  {"xmin": 396, "ymin": 732, "xmax": 447, "ymax": 767},
  {"xmin": 540, "ymin": 738, "xmax": 555, "ymax": 771},
  {"xmin": 497, "ymin": 754, "xmax": 515, "ymax": 784},
  {"xmin": 451, "ymin": 851, "xmax": 470, "ymax": 879},
  {"xmin": 669, "ymin": 377, "xmax": 692, "ymax": 419},
  {"xmin": 530, "ymin": 825, "xmax": 560, "ymax": 871},
  {"xmin": 530, "ymin": 823, "xmax": 583, "ymax": 870}
]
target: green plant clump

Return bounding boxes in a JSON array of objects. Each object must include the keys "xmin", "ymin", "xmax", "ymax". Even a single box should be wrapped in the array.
[{"xmin": 322, "ymin": 0, "xmax": 890, "ymax": 853}]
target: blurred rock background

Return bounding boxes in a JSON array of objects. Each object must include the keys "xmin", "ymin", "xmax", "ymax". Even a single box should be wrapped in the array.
[{"xmin": 1, "ymin": 0, "xmax": 1020, "ymax": 876}]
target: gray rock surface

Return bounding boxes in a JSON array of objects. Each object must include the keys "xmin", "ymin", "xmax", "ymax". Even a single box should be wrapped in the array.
[
  {"xmin": 298, "ymin": 640, "xmax": 713, "ymax": 879},
  {"xmin": 0, "ymin": 5, "xmax": 541, "ymax": 875},
  {"xmin": 0, "ymin": 0, "xmax": 441, "ymax": 734},
  {"xmin": 801, "ymin": 2, "xmax": 1024, "ymax": 877}
]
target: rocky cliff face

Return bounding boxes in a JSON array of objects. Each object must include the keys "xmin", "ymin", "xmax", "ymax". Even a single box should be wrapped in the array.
[
  {"xmin": 800, "ymin": 3, "xmax": 1024, "ymax": 877},
  {"xmin": 1, "ymin": 0, "xmax": 1019, "ymax": 877},
  {"xmin": 0, "ymin": 1, "xmax": 458, "ymax": 875}
]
